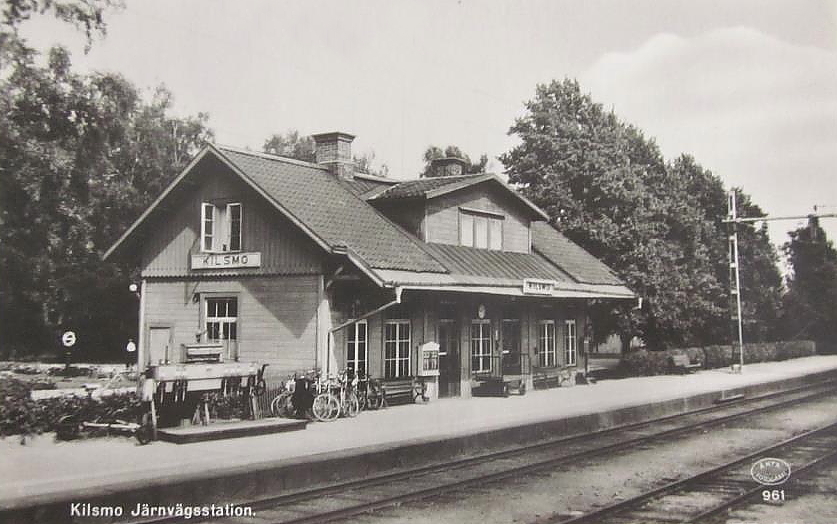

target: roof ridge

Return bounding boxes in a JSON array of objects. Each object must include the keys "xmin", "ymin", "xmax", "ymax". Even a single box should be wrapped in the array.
[
  {"xmin": 214, "ymin": 144, "xmax": 327, "ymax": 170},
  {"xmin": 333, "ymin": 177, "xmax": 449, "ymax": 274}
]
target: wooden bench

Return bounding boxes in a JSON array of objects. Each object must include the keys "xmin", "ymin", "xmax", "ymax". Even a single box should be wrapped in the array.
[
  {"xmin": 669, "ymin": 354, "xmax": 701, "ymax": 374},
  {"xmin": 381, "ymin": 377, "xmax": 428, "ymax": 406}
]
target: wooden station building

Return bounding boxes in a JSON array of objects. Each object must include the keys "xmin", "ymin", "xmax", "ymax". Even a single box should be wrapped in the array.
[{"xmin": 105, "ymin": 132, "xmax": 633, "ymax": 398}]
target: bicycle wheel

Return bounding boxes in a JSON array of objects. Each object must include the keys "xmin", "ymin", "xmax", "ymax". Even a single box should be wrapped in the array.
[
  {"xmin": 342, "ymin": 392, "xmax": 360, "ymax": 418},
  {"xmin": 357, "ymin": 390, "xmax": 368, "ymax": 411},
  {"xmin": 367, "ymin": 381, "xmax": 384, "ymax": 410},
  {"xmin": 270, "ymin": 391, "xmax": 292, "ymax": 417},
  {"xmin": 312, "ymin": 394, "xmax": 340, "ymax": 422}
]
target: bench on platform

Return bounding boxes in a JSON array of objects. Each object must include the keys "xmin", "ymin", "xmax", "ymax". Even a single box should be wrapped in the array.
[
  {"xmin": 532, "ymin": 367, "xmax": 574, "ymax": 390},
  {"xmin": 381, "ymin": 377, "xmax": 428, "ymax": 406},
  {"xmin": 670, "ymin": 353, "xmax": 701, "ymax": 374}
]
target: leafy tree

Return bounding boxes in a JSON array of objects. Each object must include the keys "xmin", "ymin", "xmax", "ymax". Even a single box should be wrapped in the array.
[
  {"xmin": 262, "ymin": 130, "xmax": 316, "ymax": 163},
  {"xmin": 420, "ymin": 145, "xmax": 488, "ymax": 177},
  {"xmin": 262, "ymin": 130, "xmax": 389, "ymax": 176},
  {"xmin": 501, "ymin": 79, "xmax": 783, "ymax": 349},
  {"xmin": 1, "ymin": 0, "xmax": 119, "ymax": 61},
  {"xmin": 782, "ymin": 217, "xmax": 837, "ymax": 350},
  {"xmin": 0, "ymin": 43, "xmax": 212, "ymax": 359}
]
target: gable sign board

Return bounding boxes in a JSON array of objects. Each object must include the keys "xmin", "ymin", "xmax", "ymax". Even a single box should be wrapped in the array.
[
  {"xmin": 191, "ymin": 252, "xmax": 262, "ymax": 270},
  {"xmin": 523, "ymin": 278, "xmax": 556, "ymax": 295}
]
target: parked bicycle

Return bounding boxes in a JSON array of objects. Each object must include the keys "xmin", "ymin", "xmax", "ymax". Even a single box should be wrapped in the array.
[
  {"xmin": 269, "ymin": 374, "xmax": 297, "ymax": 418},
  {"xmin": 355, "ymin": 370, "xmax": 384, "ymax": 411}
]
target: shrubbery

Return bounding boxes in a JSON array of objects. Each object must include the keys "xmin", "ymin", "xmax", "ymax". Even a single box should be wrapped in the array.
[
  {"xmin": 620, "ymin": 341, "xmax": 817, "ymax": 377},
  {"xmin": 0, "ymin": 377, "xmax": 145, "ymax": 438}
]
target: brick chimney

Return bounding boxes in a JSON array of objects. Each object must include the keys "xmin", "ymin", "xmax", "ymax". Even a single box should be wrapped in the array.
[
  {"xmin": 430, "ymin": 157, "xmax": 468, "ymax": 177},
  {"xmin": 312, "ymin": 132, "xmax": 355, "ymax": 180}
]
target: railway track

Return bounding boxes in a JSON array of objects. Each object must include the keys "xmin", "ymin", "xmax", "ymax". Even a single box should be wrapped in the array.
[
  {"xmin": 154, "ymin": 380, "xmax": 837, "ymax": 524},
  {"xmin": 554, "ymin": 421, "xmax": 837, "ymax": 524}
]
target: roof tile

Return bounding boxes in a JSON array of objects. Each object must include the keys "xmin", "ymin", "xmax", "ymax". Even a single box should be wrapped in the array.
[{"xmin": 217, "ymin": 147, "xmax": 446, "ymax": 273}]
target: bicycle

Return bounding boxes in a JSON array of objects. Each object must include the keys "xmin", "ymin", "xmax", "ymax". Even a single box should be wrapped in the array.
[
  {"xmin": 270, "ymin": 374, "xmax": 297, "ymax": 418},
  {"xmin": 311, "ymin": 373, "xmax": 340, "ymax": 422},
  {"xmin": 355, "ymin": 370, "xmax": 384, "ymax": 411},
  {"xmin": 337, "ymin": 370, "xmax": 360, "ymax": 418}
]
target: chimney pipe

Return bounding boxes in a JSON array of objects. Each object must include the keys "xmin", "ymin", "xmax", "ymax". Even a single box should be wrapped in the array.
[
  {"xmin": 430, "ymin": 157, "xmax": 469, "ymax": 177},
  {"xmin": 312, "ymin": 132, "xmax": 355, "ymax": 180}
]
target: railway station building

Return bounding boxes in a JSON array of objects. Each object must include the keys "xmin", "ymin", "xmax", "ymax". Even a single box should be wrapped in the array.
[{"xmin": 105, "ymin": 132, "xmax": 634, "ymax": 398}]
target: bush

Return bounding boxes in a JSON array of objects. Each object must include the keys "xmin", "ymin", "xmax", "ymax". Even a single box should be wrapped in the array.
[
  {"xmin": 0, "ymin": 377, "xmax": 144, "ymax": 438},
  {"xmin": 620, "ymin": 349, "xmax": 672, "ymax": 376},
  {"xmin": 619, "ymin": 340, "xmax": 816, "ymax": 377}
]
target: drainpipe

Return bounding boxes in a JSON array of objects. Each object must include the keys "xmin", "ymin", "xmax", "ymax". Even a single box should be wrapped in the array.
[{"xmin": 325, "ymin": 287, "xmax": 403, "ymax": 376}]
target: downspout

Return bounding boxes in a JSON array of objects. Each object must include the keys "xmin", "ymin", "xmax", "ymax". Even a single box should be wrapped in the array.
[{"xmin": 326, "ymin": 287, "xmax": 403, "ymax": 376}]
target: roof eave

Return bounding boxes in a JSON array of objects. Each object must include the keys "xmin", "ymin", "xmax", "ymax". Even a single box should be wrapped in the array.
[
  {"xmin": 103, "ymin": 145, "xmax": 215, "ymax": 261},
  {"xmin": 425, "ymin": 174, "xmax": 550, "ymax": 221}
]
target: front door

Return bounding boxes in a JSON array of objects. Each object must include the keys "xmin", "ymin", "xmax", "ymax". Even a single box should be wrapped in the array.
[
  {"xmin": 148, "ymin": 326, "xmax": 171, "ymax": 366},
  {"xmin": 502, "ymin": 319, "xmax": 522, "ymax": 375},
  {"xmin": 438, "ymin": 319, "xmax": 460, "ymax": 397}
]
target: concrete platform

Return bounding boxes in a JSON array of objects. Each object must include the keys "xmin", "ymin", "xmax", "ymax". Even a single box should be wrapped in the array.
[
  {"xmin": 157, "ymin": 418, "xmax": 307, "ymax": 444},
  {"xmin": 3, "ymin": 355, "xmax": 837, "ymax": 523}
]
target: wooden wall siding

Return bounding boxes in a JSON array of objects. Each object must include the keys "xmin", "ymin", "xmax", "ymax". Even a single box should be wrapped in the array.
[
  {"xmin": 141, "ymin": 167, "xmax": 324, "ymax": 277},
  {"xmin": 372, "ymin": 201, "xmax": 425, "ymax": 240},
  {"xmin": 143, "ymin": 276, "xmax": 319, "ymax": 375},
  {"xmin": 425, "ymin": 184, "xmax": 531, "ymax": 253}
]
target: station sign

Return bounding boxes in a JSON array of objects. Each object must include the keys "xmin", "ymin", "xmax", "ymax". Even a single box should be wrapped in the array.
[
  {"xmin": 191, "ymin": 252, "xmax": 262, "ymax": 270},
  {"xmin": 522, "ymin": 278, "xmax": 556, "ymax": 295}
]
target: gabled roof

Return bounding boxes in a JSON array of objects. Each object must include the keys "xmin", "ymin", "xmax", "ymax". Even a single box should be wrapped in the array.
[
  {"xmin": 531, "ymin": 222, "xmax": 624, "ymax": 285},
  {"xmin": 369, "ymin": 173, "xmax": 549, "ymax": 220},
  {"xmin": 104, "ymin": 145, "xmax": 446, "ymax": 274},
  {"xmin": 105, "ymin": 144, "xmax": 632, "ymax": 299},
  {"xmin": 369, "ymin": 174, "xmax": 485, "ymax": 199}
]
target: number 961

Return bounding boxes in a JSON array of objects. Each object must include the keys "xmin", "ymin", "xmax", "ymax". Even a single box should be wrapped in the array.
[{"xmin": 762, "ymin": 489, "xmax": 785, "ymax": 502}]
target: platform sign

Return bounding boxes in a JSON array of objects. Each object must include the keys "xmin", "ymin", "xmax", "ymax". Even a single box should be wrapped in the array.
[
  {"xmin": 522, "ymin": 279, "xmax": 556, "ymax": 295},
  {"xmin": 61, "ymin": 331, "xmax": 76, "ymax": 347}
]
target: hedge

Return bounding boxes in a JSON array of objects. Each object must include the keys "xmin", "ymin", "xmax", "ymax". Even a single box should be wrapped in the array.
[
  {"xmin": 620, "ymin": 340, "xmax": 817, "ymax": 377},
  {"xmin": 0, "ymin": 377, "xmax": 255, "ymax": 439}
]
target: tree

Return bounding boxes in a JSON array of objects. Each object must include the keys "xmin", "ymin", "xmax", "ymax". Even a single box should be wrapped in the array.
[
  {"xmin": 420, "ymin": 145, "xmax": 488, "ymax": 177},
  {"xmin": 263, "ymin": 130, "xmax": 389, "ymax": 177},
  {"xmin": 262, "ymin": 130, "xmax": 316, "ymax": 163},
  {"xmin": 1, "ymin": 0, "xmax": 119, "ymax": 63},
  {"xmin": 0, "ymin": 44, "xmax": 212, "ymax": 359},
  {"xmin": 782, "ymin": 217, "xmax": 837, "ymax": 350},
  {"xmin": 500, "ymin": 78, "xmax": 783, "ymax": 349}
]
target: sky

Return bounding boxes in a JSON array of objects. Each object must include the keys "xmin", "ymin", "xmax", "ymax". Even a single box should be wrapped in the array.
[{"xmin": 21, "ymin": 0, "xmax": 837, "ymax": 251}]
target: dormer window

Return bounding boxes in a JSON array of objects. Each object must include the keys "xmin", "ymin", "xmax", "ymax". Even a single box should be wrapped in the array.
[
  {"xmin": 459, "ymin": 209, "xmax": 503, "ymax": 250},
  {"xmin": 201, "ymin": 202, "xmax": 242, "ymax": 252}
]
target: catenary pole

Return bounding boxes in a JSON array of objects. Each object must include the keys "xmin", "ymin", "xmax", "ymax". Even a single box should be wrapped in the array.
[{"xmin": 723, "ymin": 192, "xmax": 836, "ymax": 374}]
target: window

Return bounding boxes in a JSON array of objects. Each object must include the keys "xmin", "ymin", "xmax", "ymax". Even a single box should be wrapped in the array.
[
  {"xmin": 384, "ymin": 320, "xmax": 411, "ymax": 378},
  {"xmin": 347, "ymin": 320, "xmax": 368, "ymax": 376},
  {"xmin": 459, "ymin": 210, "xmax": 503, "ymax": 250},
  {"xmin": 205, "ymin": 297, "xmax": 238, "ymax": 342},
  {"xmin": 459, "ymin": 213, "xmax": 473, "ymax": 247},
  {"xmin": 201, "ymin": 202, "xmax": 242, "ymax": 252},
  {"xmin": 470, "ymin": 320, "xmax": 492, "ymax": 373},
  {"xmin": 539, "ymin": 320, "xmax": 556, "ymax": 367},
  {"xmin": 564, "ymin": 319, "xmax": 577, "ymax": 366}
]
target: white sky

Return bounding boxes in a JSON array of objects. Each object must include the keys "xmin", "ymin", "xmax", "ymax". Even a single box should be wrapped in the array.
[{"xmin": 21, "ymin": 0, "xmax": 837, "ymax": 250}]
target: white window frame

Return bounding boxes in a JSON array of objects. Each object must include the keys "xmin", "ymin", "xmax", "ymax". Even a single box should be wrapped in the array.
[
  {"xmin": 204, "ymin": 296, "xmax": 238, "ymax": 342},
  {"xmin": 347, "ymin": 320, "xmax": 368, "ymax": 376},
  {"xmin": 201, "ymin": 203, "xmax": 215, "ymax": 252},
  {"xmin": 384, "ymin": 320, "xmax": 411, "ymax": 378},
  {"xmin": 564, "ymin": 319, "xmax": 577, "ymax": 366},
  {"xmin": 201, "ymin": 202, "xmax": 243, "ymax": 253},
  {"xmin": 459, "ymin": 209, "xmax": 504, "ymax": 251},
  {"xmin": 539, "ymin": 320, "xmax": 556, "ymax": 368},
  {"xmin": 470, "ymin": 319, "xmax": 492, "ymax": 373}
]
